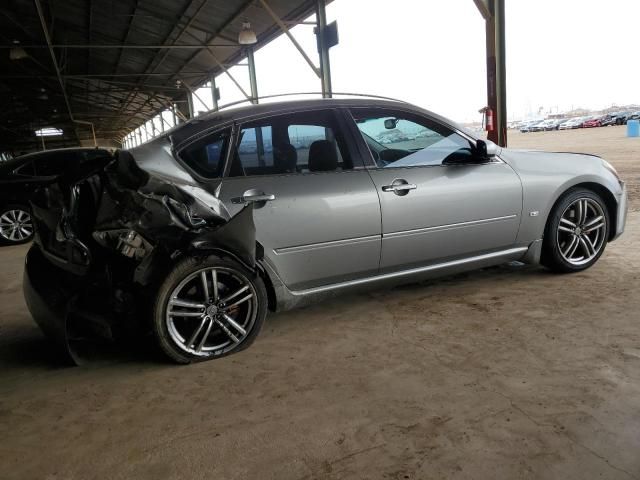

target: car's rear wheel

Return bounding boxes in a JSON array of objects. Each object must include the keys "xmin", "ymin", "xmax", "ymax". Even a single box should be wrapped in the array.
[
  {"xmin": 0, "ymin": 204, "xmax": 34, "ymax": 245},
  {"xmin": 542, "ymin": 188, "xmax": 609, "ymax": 273},
  {"xmin": 153, "ymin": 255, "xmax": 268, "ymax": 364}
]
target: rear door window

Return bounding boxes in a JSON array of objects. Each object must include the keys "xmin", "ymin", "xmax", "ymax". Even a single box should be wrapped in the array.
[{"xmin": 230, "ymin": 110, "xmax": 354, "ymax": 177}]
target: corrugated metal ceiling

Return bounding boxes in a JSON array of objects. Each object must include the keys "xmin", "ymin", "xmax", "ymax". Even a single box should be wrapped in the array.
[{"xmin": 0, "ymin": 0, "xmax": 326, "ymax": 153}]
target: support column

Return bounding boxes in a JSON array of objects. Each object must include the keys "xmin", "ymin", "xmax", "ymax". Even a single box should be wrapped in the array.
[
  {"xmin": 484, "ymin": 4, "xmax": 498, "ymax": 145},
  {"xmin": 210, "ymin": 75, "xmax": 219, "ymax": 111},
  {"xmin": 482, "ymin": 0, "xmax": 507, "ymax": 147},
  {"xmin": 187, "ymin": 92, "xmax": 195, "ymax": 119},
  {"xmin": 246, "ymin": 47, "xmax": 258, "ymax": 104},
  {"xmin": 494, "ymin": 0, "xmax": 507, "ymax": 147},
  {"xmin": 315, "ymin": 0, "xmax": 332, "ymax": 98}
]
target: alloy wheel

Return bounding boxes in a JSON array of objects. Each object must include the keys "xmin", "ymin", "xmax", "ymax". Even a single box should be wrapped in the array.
[
  {"xmin": 166, "ymin": 267, "xmax": 257, "ymax": 356},
  {"xmin": 556, "ymin": 198, "xmax": 607, "ymax": 266},
  {"xmin": 0, "ymin": 209, "xmax": 33, "ymax": 243}
]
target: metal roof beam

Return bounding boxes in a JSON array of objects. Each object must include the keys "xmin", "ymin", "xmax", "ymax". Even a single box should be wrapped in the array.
[
  {"xmin": 115, "ymin": 0, "xmax": 207, "ymax": 123},
  {"xmin": 473, "ymin": 0, "xmax": 492, "ymax": 20},
  {"xmin": 148, "ymin": 0, "xmax": 213, "ymax": 75},
  {"xmin": 113, "ymin": 0, "xmax": 140, "ymax": 75},
  {"xmin": 258, "ymin": 0, "xmax": 320, "ymax": 77},
  {"xmin": 33, "ymin": 0, "xmax": 79, "ymax": 143},
  {"xmin": 167, "ymin": 0, "xmax": 254, "ymax": 83},
  {"xmin": 0, "ymin": 43, "xmax": 239, "ymax": 49}
]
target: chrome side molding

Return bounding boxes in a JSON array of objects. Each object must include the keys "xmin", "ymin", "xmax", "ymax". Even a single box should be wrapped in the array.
[{"xmin": 289, "ymin": 246, "xmax": 528, "ymax": 296}]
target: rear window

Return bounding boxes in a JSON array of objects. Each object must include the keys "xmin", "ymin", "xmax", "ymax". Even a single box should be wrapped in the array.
[
  {"xmin": 34, "ymin": 152, "xmax": 79, "ymax": 176},
  {"xmin": 179, "ymin": 129, "xmax": 231, "ymax": 178},
  {"xmin": 81, "ymin": 149, "xmax": 112, "ymax": 162}
]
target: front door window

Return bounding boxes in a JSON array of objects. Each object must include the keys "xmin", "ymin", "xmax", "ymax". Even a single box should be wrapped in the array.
[{"xmin": 351, "ymin": 110, "xmax": 474, "ymax": 167}]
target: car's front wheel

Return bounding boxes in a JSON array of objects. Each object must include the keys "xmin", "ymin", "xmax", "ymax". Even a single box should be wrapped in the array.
[
  {"xmin": 542, "ymin": 188, "xmax": 610, "ymax": 273},
  {"xmin": 153, "ymin": 255, "xmax": 268, "ymax": 363},
  {"xmin": 0, "ymin": 204, "xmax": 34, "ymax": 245}
]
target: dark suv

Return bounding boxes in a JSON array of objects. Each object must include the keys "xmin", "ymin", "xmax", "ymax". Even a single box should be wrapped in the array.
[{"xmin": 0, "ymin": 148, "xmax": 112, "ymax": 245}]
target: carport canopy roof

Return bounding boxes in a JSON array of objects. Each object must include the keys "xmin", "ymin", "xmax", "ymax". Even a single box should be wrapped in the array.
[{"xmin": 0, "ymin": 0, "xmax": 328, "ymax": 153}]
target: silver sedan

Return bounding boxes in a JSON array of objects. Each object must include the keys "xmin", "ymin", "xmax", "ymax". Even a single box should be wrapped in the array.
[{"xmin": 24, "ymin": 98, "xmax": 627, "ymax": 363}]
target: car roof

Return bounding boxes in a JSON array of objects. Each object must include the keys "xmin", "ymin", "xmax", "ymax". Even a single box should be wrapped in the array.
[
  {"xmin": 0, "ymin": 147, "xmax": 112, "ymax": 175},
  {"xmin": 153, "ymin": 98, "xmax": 475, "ymax": 149},
  {"xmin": 14, "ymin": 146, "xmax": 111, "ymax": 161}
]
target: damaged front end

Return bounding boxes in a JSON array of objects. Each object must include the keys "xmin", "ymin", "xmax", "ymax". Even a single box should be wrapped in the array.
[{"xmin": 24, "ymin": 151, "xmax": 259, "ymax": 364}]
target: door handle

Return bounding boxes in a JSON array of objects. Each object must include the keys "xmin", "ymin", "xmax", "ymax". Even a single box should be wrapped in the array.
[
  {"xmin": 232, "ymin": 189, "xmax": 276, "ymax": 204},
  {"xmin": 381, "ymin": 179, "xmax": 417, "ymax": 196}
]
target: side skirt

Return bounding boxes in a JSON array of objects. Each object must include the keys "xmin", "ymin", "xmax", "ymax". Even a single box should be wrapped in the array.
[{"xmin": 266, "ymin": 246, "xmax": 530, "ymax": 312}]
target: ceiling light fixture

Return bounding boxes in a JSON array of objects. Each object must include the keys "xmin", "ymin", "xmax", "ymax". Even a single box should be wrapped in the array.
[
  {"xmin": 35, "ymin": 127, "xmax": 63, "ymax": 137},
  {"xmin": 238, "ymin": 22, "xmax": 257, "ymax": 45},
  {"xmin": 9, "ymin": 40, "xmax": 28, "ymax": 61}
]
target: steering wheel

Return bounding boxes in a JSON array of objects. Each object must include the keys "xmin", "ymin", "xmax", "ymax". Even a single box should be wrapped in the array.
[{"xmin": 370, "ymin": 148, "xmax": 388, "ymax": 166}]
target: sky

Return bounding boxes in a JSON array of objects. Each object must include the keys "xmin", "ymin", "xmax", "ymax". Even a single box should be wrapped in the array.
[{"xmin": 206, "ymin": 0, "xmax": 640, "ymax": 124}]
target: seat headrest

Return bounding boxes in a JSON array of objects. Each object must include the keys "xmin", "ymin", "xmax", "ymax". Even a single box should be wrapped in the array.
[
  {"xmin": 308, "ymin": 140, "xmax": 338, "ymax": 172},
  {"xmin": 273, "ymin": 143, "xmax": 298, "ymax": 173}
]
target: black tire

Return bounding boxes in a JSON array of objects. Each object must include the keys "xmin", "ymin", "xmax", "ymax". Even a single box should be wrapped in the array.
[
  {"xmin": 542, "ymin": 188, "xmax": 610, "ymax": 273},
  {"xmin": 153, "ymin": 254, "xmax": 268, "ymax": 364},
  {"xmin": 0, "ymin": 203, "xmax": 34, "ymax": 245}
]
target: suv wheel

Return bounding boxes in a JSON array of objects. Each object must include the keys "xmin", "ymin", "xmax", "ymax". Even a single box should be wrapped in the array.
[{"xmin": 0, "ymin": 204, "xmax": 34, "ymax": 245}]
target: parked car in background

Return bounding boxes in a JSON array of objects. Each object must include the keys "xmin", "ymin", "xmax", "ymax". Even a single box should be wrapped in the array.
[
  {"xmin": 583, "ymin": 116, "xmax": 602, "ymax": 128},
  {"xmin": 541, "ymin": 119, "xmax": 565, "ymax": 131},
  {"xmin": 600, "ymin": 114, "xmax": 617, "ymax": 127},
  {"xmin": 520, "ymin": 120, "xmax": 543, "ymax": 133},
  {"xmin": 626, "ymin": 112, "xmax": 640, "ymax": 123},
  {"xmin": 0, "ymin": 148, "xmax": 113, "ymax": 245},
  {"xmin": 559, "ymin": 117, "xmax": 584, "ymax": 130},
  {"xmin": 529, "ymin": 120, "xmax": 547, "ymax": 132},
  {"xmin": 613, "ymin": 111, "xmax": 632, "ymax": 125}
]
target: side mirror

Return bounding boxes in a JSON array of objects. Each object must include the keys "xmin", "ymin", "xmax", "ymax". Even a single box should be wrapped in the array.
[{"xmin": 473, "ymin": 139, "xmax": 498, "ymax": 162}]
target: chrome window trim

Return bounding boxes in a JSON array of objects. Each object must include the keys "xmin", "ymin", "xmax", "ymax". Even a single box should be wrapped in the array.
[{"xmin": 217, "ymin": 166, "xmax": 371, "ymax": 181}]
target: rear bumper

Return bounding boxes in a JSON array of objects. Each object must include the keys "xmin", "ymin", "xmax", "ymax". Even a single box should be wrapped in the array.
[
  {"xmin": 23, "ymin": 244, "xmax": 83, "ymax": 364},
  {"xmin": 612, "ymin": 182, "xmax": 628, "ymax": 241}
]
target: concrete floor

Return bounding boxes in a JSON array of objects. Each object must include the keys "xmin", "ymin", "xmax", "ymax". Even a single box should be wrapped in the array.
[{"xmin": 1, "ymin": 126, "xmax": 639, "ymax": 479}]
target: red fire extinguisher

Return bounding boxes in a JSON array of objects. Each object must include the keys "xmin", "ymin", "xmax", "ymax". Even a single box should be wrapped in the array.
[{"xmin": 485, "ymin": 107, "xmax": 495, "ymax": 132}]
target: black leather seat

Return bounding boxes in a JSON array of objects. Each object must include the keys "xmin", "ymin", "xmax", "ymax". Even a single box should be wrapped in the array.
[
  {"xmin": 273, "ymin": 143, "xmax": 298, "ymax": 173},
  {"xmin": 308, "ymin": 140, "xmax": 338, "ymax": 172}
]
